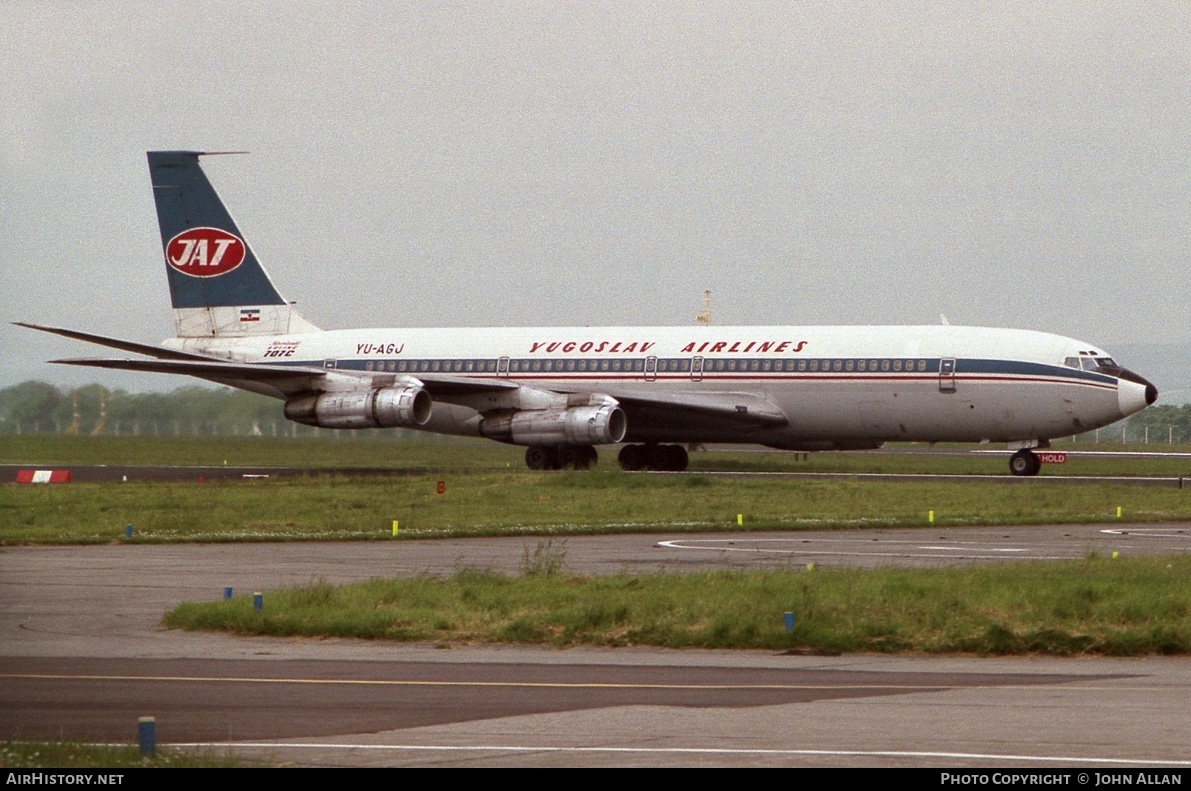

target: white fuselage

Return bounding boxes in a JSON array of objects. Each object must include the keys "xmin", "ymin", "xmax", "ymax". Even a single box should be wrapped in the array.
[{"xmin": 166, "ymin": 324, "xmax": 1147, "ymax": 448}]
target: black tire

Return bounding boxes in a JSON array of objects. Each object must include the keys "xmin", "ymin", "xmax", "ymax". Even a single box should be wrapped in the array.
[
  {"xmin": 618, "ymin": 444, "xmax": 644, "ymax": 471},
  {"xmin": 559, "ymin": 446, "xmax": 594, "ymax": 470},
  {"xmin": 645, "ymin": 444, "xmax": 670, "ymax": 471},
  {"xmin": 1009, "ymin": 449, "xmax": 1040, "ymax": 476},
  {"xmin": 526, "ymin": 446, "xmax": 556, "ymax": 471},
  {"xmin": 668, "ymin": 444, "xmax": 689, "ymax": 472}
]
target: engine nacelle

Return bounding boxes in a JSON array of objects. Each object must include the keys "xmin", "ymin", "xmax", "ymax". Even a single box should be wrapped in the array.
[
  {"xmin": 481, "ymin": 404, "xmax": 627, "ymax": 446},
  {"xmin": 284, "ymin": 386, "xmax": 432, "ymax": 429}
]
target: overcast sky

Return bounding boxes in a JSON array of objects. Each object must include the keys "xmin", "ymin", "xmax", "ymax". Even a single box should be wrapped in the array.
[{"xmin": 1, "ymin": 1, "xmax": 1187, "ymax": 391}]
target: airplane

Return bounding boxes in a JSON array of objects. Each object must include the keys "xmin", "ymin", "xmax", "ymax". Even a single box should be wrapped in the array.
[{"xmin": 18, "ymin": 150, "xmax": 1158, "ymax": 476}]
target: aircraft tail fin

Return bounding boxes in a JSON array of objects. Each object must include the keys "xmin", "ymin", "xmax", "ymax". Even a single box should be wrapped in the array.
[{"xmin": 148, "ymin": 151, "xmax": 320, "ymax": 338}]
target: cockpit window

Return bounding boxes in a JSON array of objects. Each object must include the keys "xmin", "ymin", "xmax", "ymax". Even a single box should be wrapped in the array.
[
  {"xmin": 1064, "ymin": 357, "xmax": 1080, "ymax": 369},
  {"xmin": 1081, "ymin": 358, "xmax": 1100, "ymax": 371},
  {"xmin": 1095, "ymin": 357, "xmax": 1117, "ymax": 369}
]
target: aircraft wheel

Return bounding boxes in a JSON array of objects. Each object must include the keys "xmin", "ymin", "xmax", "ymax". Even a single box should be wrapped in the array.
[
  {"xmin": 559, "ymin": 446, "xmax": 596, "ymax": 470},
  {"xmin": 526, "ymin": 446, "xmax": 558, "ymax": 471},
  {"xmin": 618, "ymin": 444, "xmax": 645, "ymax": 471},
  {"xmin": 668, "ymin": 444, "xmax": 689, "ymax": 472},
  {"xmin": 645, "ymin": 444, "xmax": 670, "ymax": 471},
  {"xmin": 1009, "ymin": 449, "xmax": 1040, "ymax": 476}
]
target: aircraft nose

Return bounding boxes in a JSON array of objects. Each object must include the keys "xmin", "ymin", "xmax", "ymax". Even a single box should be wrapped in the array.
[{"xmin": 1117, "ymin": 368, "xmax": 1158, "ymax": 416}]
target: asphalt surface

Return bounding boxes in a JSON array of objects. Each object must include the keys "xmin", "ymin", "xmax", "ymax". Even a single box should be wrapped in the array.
[
  {"xmin": 3, "ymin": 461, "xmax": 1190, "ymax": 488},
  {"xmin": 2, "ymin": 529, "xmax": 1190, "ymax": 767}
]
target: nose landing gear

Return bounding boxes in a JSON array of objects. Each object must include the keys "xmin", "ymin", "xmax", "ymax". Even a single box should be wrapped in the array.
[{"xmin": 1009, "ymin": 448, "xmax": 1041, "ymax": 476}]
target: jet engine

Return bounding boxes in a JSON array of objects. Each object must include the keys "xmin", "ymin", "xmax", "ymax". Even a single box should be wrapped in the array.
[
  {"xmin": 284, "ymin": 386, "xmax": 432, "ymax": 429},
  {"xmin": 481, "ymin": 404, "xmax": 627, "ymax": 446}
]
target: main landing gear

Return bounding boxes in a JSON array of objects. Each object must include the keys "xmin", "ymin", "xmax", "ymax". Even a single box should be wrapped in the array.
[
  {"xmin": 523, "ymin": 444, "xmax": 690, "ymax": 472},
  {"xmin": 617, "ymin": 444, "xmax": 689, "ymax": 472},
  {"xmin": 525, "ymin": 445, "xmax": 598, "ymax": 470},
  {"xmin": 1009, "ymin": 449, "xmax": 1042, "ymax": 477}
]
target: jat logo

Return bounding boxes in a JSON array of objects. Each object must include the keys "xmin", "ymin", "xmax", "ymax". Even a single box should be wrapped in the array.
[{"xmin": 166, "ymin": 227, "xmax": 246, "ymax": 277}]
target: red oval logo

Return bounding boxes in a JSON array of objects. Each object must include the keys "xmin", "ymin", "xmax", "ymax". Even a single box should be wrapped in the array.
[{"xmin": 166, "ymin": 227, "xmax": 246, "ymax": 277}]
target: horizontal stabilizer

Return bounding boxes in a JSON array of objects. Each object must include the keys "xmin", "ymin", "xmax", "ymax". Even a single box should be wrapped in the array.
[
  {"xmin": 15, "ymin": 322, "xmax": 216, "ymax": 361},
  {"xmin": 49, "ymin": 356, "xmax": 326, "ymax": 379}
]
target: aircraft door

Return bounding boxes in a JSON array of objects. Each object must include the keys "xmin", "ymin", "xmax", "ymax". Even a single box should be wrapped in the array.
[
  {"xmin": 939, "ymin": 358, "xmax": 957, "ymax": 393},
  {"xmin": 691, "ymin": 356, "xmax": 703, "ymax": 382},
  {"xmin": 497, "ymin": 356, "xmax": 510, "ymax": 378},
  {"xmin": 644, "ymin": 356, "xmax": 657, "ymax": 382}
]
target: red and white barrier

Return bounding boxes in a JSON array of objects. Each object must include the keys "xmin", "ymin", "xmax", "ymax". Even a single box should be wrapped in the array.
[{"xmin": 15, "ymin": 469, "xmax": 72, "ymax": 483}]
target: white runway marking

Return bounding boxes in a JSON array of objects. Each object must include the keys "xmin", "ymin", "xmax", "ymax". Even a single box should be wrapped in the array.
[
  {"xmin": 175, "ymin": 741, "xmax": 1191, "ymax": 766},
  {"xmin": 656, "ymin": 537, "xmax": 1067, "ymax": 561},
  {"xmin": 1101, "ymin": 527, "xmax": 1189, "ymax": 539}
]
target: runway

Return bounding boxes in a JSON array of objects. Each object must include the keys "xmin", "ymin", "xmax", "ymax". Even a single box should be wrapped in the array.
[
  {"xmin": 2, "ymin": 528, "xmax": 1189, "ymax": 767},
  {"xmin": 2, "ymin": 462, "xmax": 1187, "ymax": 487}
]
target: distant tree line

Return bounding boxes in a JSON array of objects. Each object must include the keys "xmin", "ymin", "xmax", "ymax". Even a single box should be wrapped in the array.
[
  {"xmin": 1, "ymin": 380, "xmax": 1189, "ymax": 443},
  {"xmin": 0, "ymin": 380, "xmax": 424, "ymax": 439}
]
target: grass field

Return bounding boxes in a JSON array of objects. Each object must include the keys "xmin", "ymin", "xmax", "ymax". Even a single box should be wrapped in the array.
[
  {"xmin": 4, "ymin": 436, "xmax": 1190, "ymax": 544},
  {"xmin": 5, "ymin": 469, "xmax": 1191, "ymax": 544},
  {"xmin": 166, "ymin": 555, "xmax": 1191, "ymax": 656},
  {"xmin": 0, "ymin": 741, "xmax": 245, "ymax": 768},
  {"xmin": 7, "ymin": 435, "xmax": 1190, "ymax": 656}
]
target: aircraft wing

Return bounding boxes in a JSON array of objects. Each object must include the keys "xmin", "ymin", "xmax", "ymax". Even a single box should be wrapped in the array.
[
  {"xmin": 609, "ymin": 390, "xmax": 789, "ymax": 432},
  {"xmin": 413, "ymin": 374, "xmax": 520, "ymax": 396},
  {"xmin": 50, "ymin": 356, "xmax": 522, "ymax": 400}
]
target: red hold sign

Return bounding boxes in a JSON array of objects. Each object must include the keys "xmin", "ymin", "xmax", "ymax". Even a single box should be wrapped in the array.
[
  {"xmin": 1037, "ymin": 452, "xmax": 1067, "ymax": 464},
  {"xmin": 166, "ymin": 227, "xmax": 246, "ymax": 277}
]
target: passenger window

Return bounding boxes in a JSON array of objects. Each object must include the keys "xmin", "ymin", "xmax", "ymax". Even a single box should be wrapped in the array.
[
  {"xmin": 893, "ymin": 360, "xmax": 902, "ymax": 372},
  {"xmin": 810, "ymin": 360, "xmax": 819, "ymax": 372},
  {"xmin": 833, "ymin": 360, "xmax": 842, "ymax": 372},
  {"xmin": 845, "ymin": 360, "xmax": 855, "ymax": 372},
  {"xmin": 881, "ymin": 360, "xmax": 890, "ymax": 372}
]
